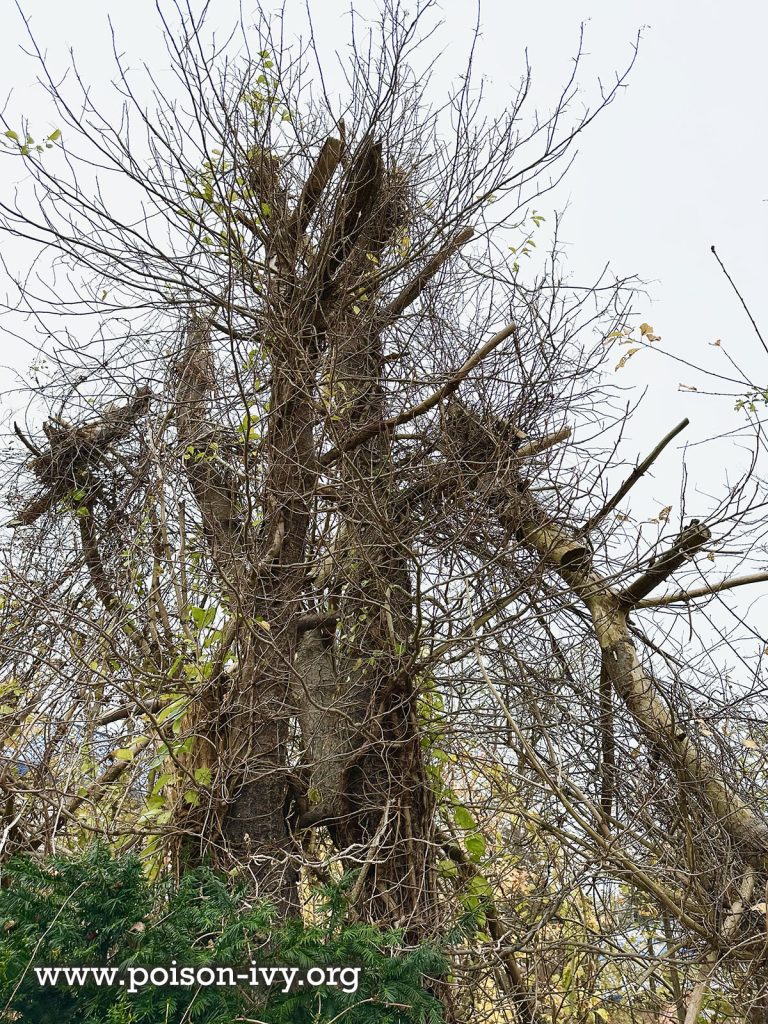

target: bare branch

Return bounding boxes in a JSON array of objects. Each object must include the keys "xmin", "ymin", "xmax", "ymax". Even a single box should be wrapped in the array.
[
  {"xmin": 619, "ymin": 520, "xmax": 712, "ymax": 607},
  {"xmin": 636, "ymin": 570, "xmax": 768, "ymax": 608},
  {"xmin": 320, "ymin": 320, "xmax": 517, "ymax": 466},
  {"xmin": 581, "ymin": 418, "xmax": 689, "ymax": 535}
]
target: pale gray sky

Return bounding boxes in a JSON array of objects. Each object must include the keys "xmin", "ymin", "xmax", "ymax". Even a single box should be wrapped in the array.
[{"xmin": 0, "ymin": 0, "xmax": 766, "ymax": 535}]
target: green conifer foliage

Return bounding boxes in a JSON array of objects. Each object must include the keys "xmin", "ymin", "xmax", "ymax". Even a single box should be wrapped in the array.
[{"xmin": 0, "ymin": 846, "xmax": 445, "ymax": 1024}]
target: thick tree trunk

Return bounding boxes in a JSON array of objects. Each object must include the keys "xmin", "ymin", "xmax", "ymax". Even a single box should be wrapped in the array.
[
  {"xmin": 294, "ymin": 299, "xmax": 436, "ymax": 935},
  {"xmin": 172, "ymin": 310, "xmax": 319, "ymax": 909}
]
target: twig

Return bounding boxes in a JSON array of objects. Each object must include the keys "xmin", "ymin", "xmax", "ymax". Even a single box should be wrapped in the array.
[
  {"xmin": 436, "ymin": 830, "xmax": 543, "ymax": 1024},
  {"xmin": 711, "ymin": 245, "xmax": 768, "ymax": 359},
  {"xmin": 12, "ymin": 421, "xmax": 41, "ymax": 457},
  {"xmin": 580, "ymin": 419, "xmax": 689, "ymax": 535}
]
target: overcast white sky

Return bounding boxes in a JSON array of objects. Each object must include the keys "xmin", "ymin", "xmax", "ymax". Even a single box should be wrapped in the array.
[{"xmin": 0, "ymin": 0, "xmax": 766, "ymax": 531}]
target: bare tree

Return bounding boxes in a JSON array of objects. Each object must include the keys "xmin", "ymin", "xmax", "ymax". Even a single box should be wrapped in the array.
[{"xmin": 4, "ymin": 3, "xmax": 768, "ymax": 1021}]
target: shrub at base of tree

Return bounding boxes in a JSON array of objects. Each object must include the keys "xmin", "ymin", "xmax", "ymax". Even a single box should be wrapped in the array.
[{"xmin": 0, "ymin": 845, "xmax": 446, "ymax": 1024}]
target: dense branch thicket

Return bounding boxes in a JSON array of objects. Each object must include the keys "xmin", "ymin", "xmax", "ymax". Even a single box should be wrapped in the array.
[{"xmin": 2, "ymin": 4, "xmax": 768, "ymax": 1022}]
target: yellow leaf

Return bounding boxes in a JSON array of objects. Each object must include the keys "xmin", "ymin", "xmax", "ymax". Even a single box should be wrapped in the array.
[
  {"xmin": 615, "ymin": 347, "xmax": 640, "ymax": 371},
  {"xmin": 112, "ymin": 748, "xmax": 134, "ymax": 762},
  {"xmin": 658, "ymin": 505, "xmax": 672, "ymax": 521},
  {"xmin": 743, "ymin": 737, "xmax": 759, "ymax": 750},
  {"xmin": 639, "ymin": 322, "xmax": 653, "ymax": 336}
]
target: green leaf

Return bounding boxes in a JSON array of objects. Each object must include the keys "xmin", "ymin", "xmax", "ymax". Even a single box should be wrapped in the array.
[
  {"xmin": 147, "ymin": 742, "xmax": 170, "ymax": 770},
  {"xmin": 112, "ymin": 748, "xmax": 134, "ymax": 762},
  {"xmin": 189, "ymin": 605, "xmax": 216, "ymax": 630},
  {"xmin": 467, "ymin": 872, "xmax": 492, "ymax": 897},
  {"xmin": 156, "ymin": 697, "xmax": 187, "ymax": 725},
  {"xmin": 464, "ymin": 834, "xmax": 486, "ymax": 862},
  {"xmin": 193, "ymin": 766, "xmax": 212, "ymax": 787},
  {"xmin": 151, "ymin": 772, "xmax": 174, "ymax": 794},
  {"xmin": 48, "ymin": 129, "xmax": 61, "ymax": 142},
  {"xmin": 4, "ymin": 130, "xmax": 18, "ymax": 142},
  {"xmin": 437, "ymin": 858, "xmax": 459, "ymax": 878},
  {"xmin": 183, "ymin": 790, "xmax": 200, "ymax": 807},
  {"xmin": 453, "ymin": 805, "xmax": 476, "ymax": 831}
]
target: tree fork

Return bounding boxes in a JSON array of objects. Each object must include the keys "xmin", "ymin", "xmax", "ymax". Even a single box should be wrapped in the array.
[{"xmin": 500, "ymin": 487, "xmax": 768, "ymax": 861}]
